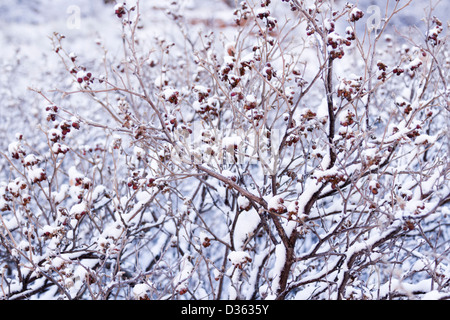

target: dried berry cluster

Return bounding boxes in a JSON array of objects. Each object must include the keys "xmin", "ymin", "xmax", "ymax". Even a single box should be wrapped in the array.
[
  {"xmin": 316, "ymin": 172, "xmax": 346, "ymax": 190},
  {"xmin": 76, "ymin": 70, "xmax": 93, "ymax": 84},
  {"xmin": 340, "ymin": 110, "xmax": 355, "ymax": 127},
  {"xmin": 395, "ymin": 97, "xmax": 413, "ymax": 115},
  {"xmin": 45, "ymin": 105, "xmax": 58, "ymax": 122},
  {"xmin": 427, "ymin": 16, "xmax": 443, "ymax": 46},
  {"xmin": 114, "ymin": 2, "xmax": 126, "ymax": 18},
  {"xmin": 326, "ymin": 30, "xmax": 353, "ymax": 60},
  {"xmin": 233, "ymin": 1, "xmax": 250, "ymax": 26},
  {"xmin": 349, "ymin": 8, "xmax": 364, "ymax": 22},
  {"xmin": 44, "ymin": 105, "xmax": 81, "ymax": 155},
  {"xmin": 337, "ymin": 76, "xmax": 363, "ymax": 101},
  {"xmin": 255, "ymin": 4, "xmax": 277, "ymax": 32},
  {"xmin": 268, "ymin": 196, "xmax": 287, "ymax": 215}
]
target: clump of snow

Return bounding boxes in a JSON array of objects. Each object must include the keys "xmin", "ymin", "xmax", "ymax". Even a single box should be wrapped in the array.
[
  {"xmin": 173, "ymin": 254, "xmax": 194, "ymax": 295},
  {"xmin": 68, "ymin": 166, "xmax": 84, "ymax": 184},
  {"xmin": 414, "ymin": 134, "xmax": 437, "ymax": 145},
  {"xmin": 132, "ymin": 283, "xmax": 151, "ymax": 300},
  {"xmin": 233, "ymin": 208, "xmax": 260, "ymax": 250},
  {"xmin": 421, "ymin": 290, "xmax": 448, "ymax": 300},
  {"xmin": 91, "ymin": 185, "xmax": 107, "ymax": 202},
  {"xmin": 101, "ymin": 220, "xmax": 125, "ymax": 241},
  {"xmin": 222, "ymin": 169, "xmax": 237, "ymax": 182},
  {"xmin": 161, "ymin": 87, "xmax": 179, "ymax": 104},
  {"xmin": 421, "ymin": 170, "xmax": 440, "ymax": 195},
  {"xmin": 22, "ymin": 154, "xmax": 39, "ymax": 167},
  {"xmin": 27, "ymin": 167, "xmax": 46, "ymax": 183},
  {"xmin": 407, "ymin": 57, "xmax": 423, "ymax": 71},
  {"xmin": 193, "ymin": 85, "xmax": 210, "ymax": 98},
  {"xmin": 69, "ymin": 201, "xmax": 88, "ymax": 219},
  {"xmin": 154, "ymin": 74, "xmax": 168, "ymax": 88},
  {"xmin": 228, "ymin": 251, "xmax": 252, "ymax": 268},
  {"xmin": 8, "ymin": 141, "xmax": 26, "ymax": 159},
  {"xmin": 41, "ymin": 225, "xmax": 61, "ymax": 238},
  {"xmin": 238, "ymin": 195, "xmax": 251, "ymax": 211},
  {"xmin": 349, "ymin": 7, "xmax": 364, "ymax": 22},
  {"xmin": 267, "ymin": 244, "xmax": 286, "ymax": 299},
  {"xmin": 222, "ymin": 136, "xmax": 242, "ymax": 153},
  {"xmin": 48, "ymin": 128, "xmax": 62, "ymax": 142},
  {"xmin": 51, "ymin": 256, "xmax": 67, "ymax": 270},
  {"xmin": 323, "ymin": 18, "xmax": 335, "ymax": 32},
  {"xmin": 133, "ymin": 146, "xmax": 146, "ymax": 159},
  {"xmin": 7, "ymin": 178, "xmax": 27, "ymax": 197},
  {"xmin": 267, "ymin": 195, "xmax": 286, "ymax": 214},
  {"xmin": 52, "ymin": 142, "xmax": 70, "ymax": 155}
]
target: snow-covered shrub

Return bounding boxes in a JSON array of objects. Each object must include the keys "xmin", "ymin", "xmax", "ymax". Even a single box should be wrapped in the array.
[{"xmin": 0, "ymin": 0, "xmax": 448, "ymax": 300}]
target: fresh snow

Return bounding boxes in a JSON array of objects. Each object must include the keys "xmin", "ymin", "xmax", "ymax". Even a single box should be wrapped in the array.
[
  {"xmin": 233, "ymin": 208, "xmax": 260, "ymax": 250},
  {"xmin": 0, "ymin": 0, "xmax": 448, "ymax": 302}
]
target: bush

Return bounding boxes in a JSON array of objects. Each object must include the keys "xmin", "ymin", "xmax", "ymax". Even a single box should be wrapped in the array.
[{"xmin": 0, "ymin": 0, "xmax": 448, "ymax": 300}]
